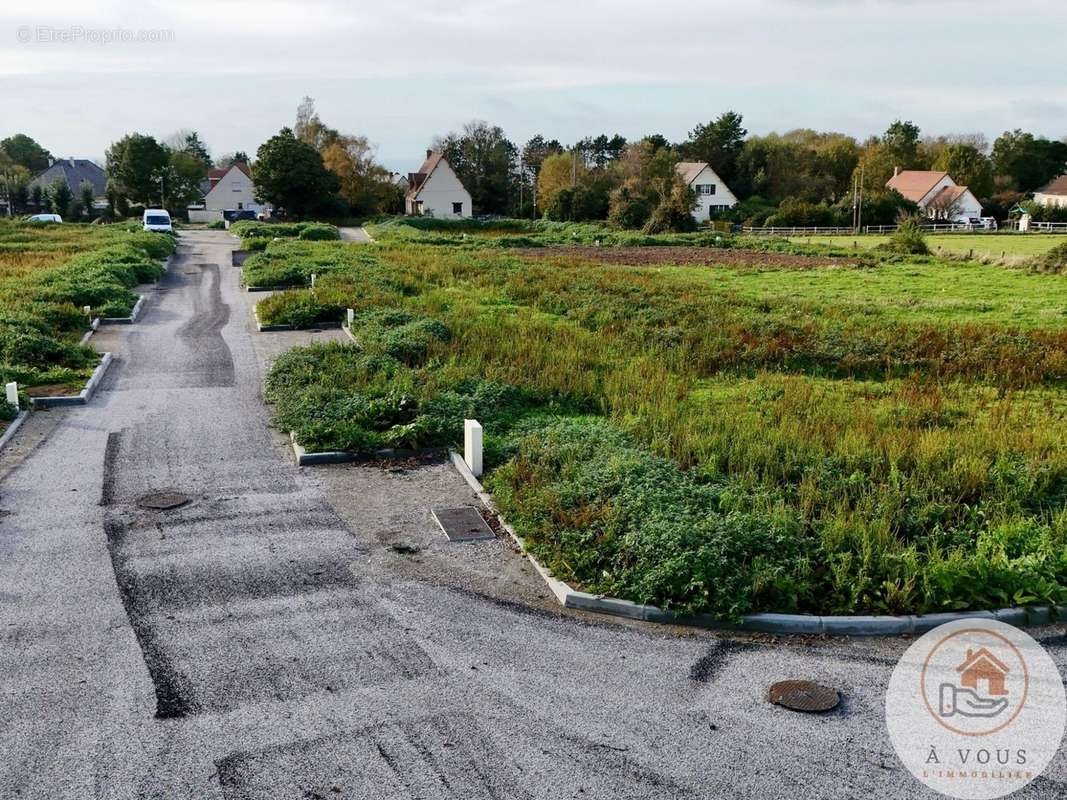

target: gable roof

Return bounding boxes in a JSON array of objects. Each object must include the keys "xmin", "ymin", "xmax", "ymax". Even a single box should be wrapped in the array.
[
  {"xmin": 205, "ymin": 163, "xmax": 252, "ymax": 200},
  {"xmin": 406, "ymin": 151, "xmax": 445, "ymax": 201},
  {"xmin": 29, "ymin": 159, "xmax": 107, "ymax": 197},
  {"xmin": 956, "ymin": 647, "xmax": 1010, "ymax": 675},
  {"xmin": 208, "ymin": 162, "xmax": 251, "ymax": 186},
  {"xmin": 928, "ymin": 184, "xmax": 970, "ymax": 207},
  {"xmin": 1037, "ymin": 174, "xmax": 1067, "ymax": 197},
  {"xmin": 675, "ymin": 161, "xmax": 728, "ymax": 187},
  {"xmin": 886, "ymin": 170, "xmax": 949, "ymax": 204}
]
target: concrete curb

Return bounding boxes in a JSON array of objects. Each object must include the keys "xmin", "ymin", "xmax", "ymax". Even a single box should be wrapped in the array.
[
  {"xmin": 246, "ymin": 285, "xmax": 308, "ymax": 293},
  {"xmin": 0, "ymin": 409, "xmax": 31, "ymax": 453},
  {"xmin": 448, "ymin": 452, "xmax": 1067, "ymax": 636},
  {"xmin": 253, "ymin": 305, "xmax": 342, "ymax": 333},
  {"xmin": 289, "ymin": 431, "xmax": 446, "ymax": 467},
  {"xmin": 100, "ymin": 294, "xmax": 146, "ymax": 325},
  {"xmin": 341, "ymin": 324, "xmax": 356, "ymax": 343},
  {"xmin": 78, "ymin": 318, "xmax": 101, "ymax": 346},
  {"xmin": 30, "ymin": 352, "xmax": 113, "ymax": 408},
  {"xmin": 361, "ymin": 227, "xmax": 376, "ymax": 243}
]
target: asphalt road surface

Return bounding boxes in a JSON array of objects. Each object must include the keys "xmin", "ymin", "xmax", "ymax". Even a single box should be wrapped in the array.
[{"xmin": 1, "ymin": 231, "xmax": 1064, "ymax": 799}]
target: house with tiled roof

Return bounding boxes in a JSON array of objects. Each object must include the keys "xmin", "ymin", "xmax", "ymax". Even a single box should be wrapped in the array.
[
  {"xmin": 1034, "ymin": 175, "xmax": 1067, "ymax": 209},
  {"xmin": 203, "ymin": 162, "xmax": 266, "ymax": 215},
  {"xmin": 405, "ymin": 151, "xmax": 471, "ymax": 218},
  {"xmin": 674, "ymin": 162, "xmax": 738, "ymax": 222},
  {"xmin": 886, "ymin": 168, "xmax": 982, "ymax": 223},
  {"xmin": 29, "ymin": 159, "xmax": 108, "ymax": 206}
]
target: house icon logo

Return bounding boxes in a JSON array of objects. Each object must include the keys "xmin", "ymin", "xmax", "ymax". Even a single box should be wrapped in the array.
[
  {"xmin": 938, "ymin": 647, "xmax": 1012, "ymax": 721},
  {"xmin": 886, "ymin": 619, "xmax": 1066, "ymax": 800},
  {"xmin": 922, "ymin": 628, "xmax": 1029, "ymax": 737}
]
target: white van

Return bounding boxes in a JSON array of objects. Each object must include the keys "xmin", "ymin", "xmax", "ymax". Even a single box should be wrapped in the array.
[
  {"xmin": 143, "ymin": 209, "xmax": 173, "ymax": 233},
  {"xmin": 26, "ymin": 213, "xmax": 62, "ymax": 223}
]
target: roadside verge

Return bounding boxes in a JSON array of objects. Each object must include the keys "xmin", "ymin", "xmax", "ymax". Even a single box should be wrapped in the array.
[{"xmin": 448, "ymin": 451, "xmax": 1067, "ymax": 637}]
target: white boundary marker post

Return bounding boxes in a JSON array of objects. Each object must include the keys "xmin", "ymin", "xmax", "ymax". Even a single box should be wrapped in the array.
[
  {"xmin": 311, "ymin": 273, "xmax": 316, "ymax": 288},
  {"xmin": 464, "ymin": 419, "xmax": 483, "ymax": 477},
  {"xmin": 5, "ymin": 382, "xmax": 18, "ymax": 411},
  {"xmin": 346, "ymin": 308, "xmax": 354, "ymax": 326}
]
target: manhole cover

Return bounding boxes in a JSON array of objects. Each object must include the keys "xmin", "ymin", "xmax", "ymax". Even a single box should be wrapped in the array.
[
  {"xmin": 137, "ymin": 491, "xmax": 190, "ymax": 511},
  {"xmin": 768, "ymin": 680, "xmax": 840, "ymax": 713},
  {"xmin": 431, "ymin": 506, "xmax": 495, "ymax": 542}
]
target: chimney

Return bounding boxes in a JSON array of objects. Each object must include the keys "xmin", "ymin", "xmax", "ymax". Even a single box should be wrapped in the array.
[
  {"xmin": 426, "ymin": 149, "xmax": 433, "ymax": 160},
  {"xmin": 894, "ymin": 166, "xmax": 901, "ymax": 177}
]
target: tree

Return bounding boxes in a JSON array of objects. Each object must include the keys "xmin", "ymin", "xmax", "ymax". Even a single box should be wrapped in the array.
[
  {"xmin": 294, "ymin": 96, "xmax": 340, "ymax": 151},
  {"xmin": 253, "ymin": 127, "xmax": 339, "ymax": 219},
  {"xmin": 536, "ymin": 151, "xmax": 584, "ymax": 213},
  {"xmin": 79, "ymin": 181, "xmax": 96, "ymax": 218},
  {"xmin": 1, "ymin": 134, "xmax": 51, "ymax": 173},
  {"xmin": 105, "ymin": 133, "xmax": 170, "ymax": 205},
  {"xmin": 683, "ymin": 111, "xmax": 747, "ymax": 184},
  {"xmin": 607, "ymin": 140, "xmax": 692, "ymax": 230},
  {"xmin": 320, "ymin": 135, "xmax": 397, "ymax": 216},
  {"xmin": 164, "ymin": 129, "xmax": 211, "ymax": 167},
  {"xmin": 29, "ymin": 183, "xmax": 43, "ymax": 210},
  {"xmin": 0, "ymin": 152, "xmax": 30, "ymax": 216},
  {"xmin": 991, "ymin": 130, "xmax": 1067, "ymax": 192},
  {"xmin": 576, "ymin": 134, "xmax": 627, "ymax": 169},
  {"xmin": 882, "ymin": 120, "xmax": 922, "ymax": 169},
  {"xmin": 216, "ymin": 151, "xmax": 250, "ymax": 169},
  {"xmin": 932, "ymin": 143, "xmax": 994, "ymax": 199},
  {"xmin": 48, "ymin": 178, "xmax": 72, "ymax": 217},
  {"xmin": 434, "ymin": 120, "xmax": 518, "ymax": 215}
]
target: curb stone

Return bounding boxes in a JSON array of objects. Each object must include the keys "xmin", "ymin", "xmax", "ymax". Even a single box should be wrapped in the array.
[
  {"xmin": 448, "ymin": 451, "xmax": 1067, "ymax": 637},
  {"xmin": 30, "ymin": 353, "xmax": 113, "ymax": 408},
  {"xmin": 100, "ymin": 294, "xmax": 146, "ymax": 325},
  {"xmin": 289, "ymin": 431, "xmax": 446, "ymax": 467},
  {"xmin": 0, "ymin": 409, "xmax": 31, "ymax": 453},
  {"xmin": 253, "ymin": 305, "xmax": 341, "ymax": 333}
]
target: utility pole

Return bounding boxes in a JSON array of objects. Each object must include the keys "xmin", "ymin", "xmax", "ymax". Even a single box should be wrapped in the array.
[{"xmin": 857, "ymin": 165, "xmax": 864, "ymax": 232}]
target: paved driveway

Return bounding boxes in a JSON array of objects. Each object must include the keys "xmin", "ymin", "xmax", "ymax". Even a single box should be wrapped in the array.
[
  {"xmin": 339, "ymin": 226, "xmax": 373, "ymax": 243},
  {"xmin": 0, "ymin": 231, "xmax": 1064, "ymax": 799}
]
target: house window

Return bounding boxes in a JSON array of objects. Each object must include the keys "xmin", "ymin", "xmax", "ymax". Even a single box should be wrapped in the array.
[
  {"xmin": 452, "ymin": 202, "xmax": 463, "ymax": 215},
  {"xmin": 694, "ymin": 184, "xmax": 716, "ymax": 196}
]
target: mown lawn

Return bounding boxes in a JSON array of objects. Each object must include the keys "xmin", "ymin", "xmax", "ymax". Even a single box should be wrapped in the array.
[
  {"xmin": 258, "ymin": 221, "xmax": 1067, "ymax": 620},
  {"xmin": 0, "ymin": 220, "xmax": 175, "ymax": 395},
  {"xmin": 788, "ymin": 233, "xmax": 1064, "ymax": 259}
]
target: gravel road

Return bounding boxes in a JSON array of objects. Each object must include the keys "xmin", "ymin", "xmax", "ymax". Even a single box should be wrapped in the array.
[{"xmin": 0, "ymin": 231, "xmax": 1063, "ymax": 799}]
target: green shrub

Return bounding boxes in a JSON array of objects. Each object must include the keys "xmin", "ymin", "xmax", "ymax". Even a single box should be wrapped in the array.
[
  {"xmin": 1032, "ymin": 240, "xmax": 1067, "ymax": 274},
  {"xmin": 298, "ymin": 223, "xmax": 340, "ymax": 241},
  {"xmin": 882, "ymin": 217, "xmax": 930, "ymax": 255}
]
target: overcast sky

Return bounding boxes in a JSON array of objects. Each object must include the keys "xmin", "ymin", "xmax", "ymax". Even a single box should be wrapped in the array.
[{"xmin": 1, "ymin": 0, "xmax": 1064, "ymax": 174}]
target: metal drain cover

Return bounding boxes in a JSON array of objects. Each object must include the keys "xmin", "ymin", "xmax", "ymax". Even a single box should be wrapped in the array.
[
  {"xmin": 431, "ymin": 506, "xmax": 495, "ymax": 542},
  {"xmin": 768, "ymin": 680, "xmax": 840, "ymax": 713},
  {"xmin": 137, "ymin": 491, "xmax": 190, "ymax": 511}
]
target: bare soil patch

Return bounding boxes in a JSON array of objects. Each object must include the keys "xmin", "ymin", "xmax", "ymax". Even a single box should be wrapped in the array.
[{"xmin": 512, "ymin": 245, "xmax": 857, "ymax": 270}]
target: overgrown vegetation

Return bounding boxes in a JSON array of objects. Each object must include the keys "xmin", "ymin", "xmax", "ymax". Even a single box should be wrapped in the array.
[
  {"xmin": 262, "ymin": 227, "xmax": 1067, "ymax": 619},
  {"xmin": 0, "ymin": 220, "xmax": 173, "ymax": 388}
]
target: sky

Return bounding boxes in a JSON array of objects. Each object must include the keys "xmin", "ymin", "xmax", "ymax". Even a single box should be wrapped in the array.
[{"xmin": 1, "ymin": 0, "xmax": 1065, "ymax": 175}]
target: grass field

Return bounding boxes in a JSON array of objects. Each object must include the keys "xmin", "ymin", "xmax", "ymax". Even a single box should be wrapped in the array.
[
  {"xmin": 788, "ymin": 233, "xmax": 1065, "ymax": 260},
  {"xmin": 260, "ymin": 220, "xmax": 1067, "ymax": 620},
  {"xmin": 0, "ymin": 220, "xmax": 174, "ymax": 396}
]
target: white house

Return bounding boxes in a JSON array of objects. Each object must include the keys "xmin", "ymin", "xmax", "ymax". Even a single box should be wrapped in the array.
[
  {"xmin": 1034, "ymin": 175, "xmax": 1067, "ymax": 209},
  {"xmin": 674, "ymin": 162, "xmax": 738, "ymax": 221},
  {"xmin": 203, "ymin": 162, "xmax": 267, "ymax": 216},
  {"xmin": 405, "ymin": 151, "xmax": 472, "ymax": 218},
  {"xmin": 886, "ymin": 169, "xmax": 983, "ymax": 223}
]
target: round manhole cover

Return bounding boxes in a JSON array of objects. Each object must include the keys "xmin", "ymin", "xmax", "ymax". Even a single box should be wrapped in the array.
[
  {"xmin": 137, "ymin": 491, "xmax": 190, "ymax": 511},
  {"xmin": 768, "ymin": 680, "xmax": 840, "ymax": 713}
]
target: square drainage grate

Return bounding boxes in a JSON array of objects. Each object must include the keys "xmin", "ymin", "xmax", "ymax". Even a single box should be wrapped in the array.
[{"xmin": 432, "ymin": 506, "xmax": 495, "ymax": 542}]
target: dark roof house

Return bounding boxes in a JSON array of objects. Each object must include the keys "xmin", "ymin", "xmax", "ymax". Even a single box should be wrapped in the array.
[{"xmin": 29, "ymin": 159, "xmax": 108, "ymax": 199}]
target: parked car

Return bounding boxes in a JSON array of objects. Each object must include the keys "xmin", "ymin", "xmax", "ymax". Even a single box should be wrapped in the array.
[
  {"xmin": 980, "ymin": 217, "xmax": 999, "ymax": 231},
  {"xmin": 223, "ymin": 209, "xmax": 256, "ymax": 223},
  {"xmin": 25, "ymin": 213, "xmax": 62, "ymax": 223},
  {"xmin": 142, "ymin": 209, "xmax": 173, "ymax": 233}
]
